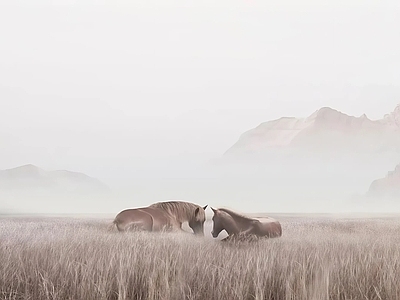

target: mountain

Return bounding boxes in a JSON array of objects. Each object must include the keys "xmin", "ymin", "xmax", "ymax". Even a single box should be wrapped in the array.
[
  {"xmin": 225, "ymin": 105, "xmax": 400, "ymax": 156},
  {"xmin": 382, "ymin": 104, "xmax": 400, "ymax": 128},
  {"xmin": 368, "ymin": 163, "xmax": 400, "ymax": 198},
  {"xmin": 218, "ymin": 105, "xmax": 400, "ymax": 211},
  {"xmin": 0, "ymin": 164, "xmax": 111, "ymax": 214},
  {"xmin": 0, "ymin": 164, "xmax": 109, "ymax": 193}
]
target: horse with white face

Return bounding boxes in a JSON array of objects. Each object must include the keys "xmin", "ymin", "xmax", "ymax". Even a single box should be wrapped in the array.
[{"xmin": 211, "ymin": 207, "xmax": 282, "ymax": 239}]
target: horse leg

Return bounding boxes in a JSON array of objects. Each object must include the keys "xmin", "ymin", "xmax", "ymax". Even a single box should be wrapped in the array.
[
  {"xmin": 274, "ymin": 222, "xmax": 282, "ymax": 237},
  {"xmin": 221, "ymin": 234, "xmax": 235, "ymax": 242},
  {"xmin": 241, "ymin": 224, "xmax": 257, "ymax": 235},
  {"xmin": 114, "ymin": 209, "xmax": 154, "ymax": 232},
  {"xmin": 113, "ymin": 220, "xmax": 124, "ymax": 232},
  {"xmin": 116, "ymin": 217, "xmax": 153, "ymax": 232},
  {"xmin": 165, "ymin": 219, "xmax": 187, "ymax": 233},
  {"xmin": 126, "ymin": 221, "xmax": 152, "ymax": 232}
]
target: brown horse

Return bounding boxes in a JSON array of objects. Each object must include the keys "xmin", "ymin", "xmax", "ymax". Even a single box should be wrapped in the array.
[
  {"xmin": 113, "ymin": 201, "xmax": 208, "ymax": 235},
  {"xmin": 210, "ymin": 207, "xmax": 282, "ymax": 239}
]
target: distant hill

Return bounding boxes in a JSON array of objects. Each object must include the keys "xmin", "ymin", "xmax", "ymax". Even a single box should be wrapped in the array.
[
  {"xmin": 225, "ymin": 105, "xmax": 400, "ymax": 157},
  {"xmin": 368, "ymin": 163, "xmax": 400, "ymax": 198},
  {"xmin": 0, "ymin": 164, "xmax": 111, "ymax": 214},
  {"xmin": 0, "ymin": 164, "xmax": 109, "ymax": 193}
]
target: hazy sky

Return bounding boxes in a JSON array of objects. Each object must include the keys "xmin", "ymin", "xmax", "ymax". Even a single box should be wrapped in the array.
[{"xmin": 1, "ymin": 0, "xmax": 400, "ymax": 182}]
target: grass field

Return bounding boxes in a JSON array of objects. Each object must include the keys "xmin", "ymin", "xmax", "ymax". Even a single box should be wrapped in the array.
[{"xmin": 1, "ymin": 214, "xmax": 400, "ymax": 300}]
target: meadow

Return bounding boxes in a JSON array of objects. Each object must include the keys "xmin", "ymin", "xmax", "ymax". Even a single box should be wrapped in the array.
[{"xmin": 1, "ymin": 214, "xmax": 400, "ymax": 300}]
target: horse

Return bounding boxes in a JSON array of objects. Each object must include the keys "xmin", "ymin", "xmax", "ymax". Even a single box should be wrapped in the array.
[
  {"xmin": 113, "ymin": 201, "xmax": 208, "ymax": 235},
  {"xmin": 210, "ymin": 207, "xmax": 282, "ymax": 240}
]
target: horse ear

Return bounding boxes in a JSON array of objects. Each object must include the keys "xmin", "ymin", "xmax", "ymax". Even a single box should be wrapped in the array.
[
  {"xmin": 195, "ymin": 207, "xmax": 200, "ymax": 216},
  {"xmin": 203, "ymin": 205, "xmax": 208, "ymax": 210},
  {"xmin": 211, "ymin": 207, "xmax": 217, "ymax": 214}
]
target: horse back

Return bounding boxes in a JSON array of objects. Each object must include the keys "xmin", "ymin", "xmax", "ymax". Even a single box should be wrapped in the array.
[{"xmin": 139, "ymin": 207, "xmax": 176, "ymax": 231}]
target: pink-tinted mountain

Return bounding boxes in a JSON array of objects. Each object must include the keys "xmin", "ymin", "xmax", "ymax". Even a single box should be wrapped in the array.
[
  {"xmin": 368, "ymin": 164, "xmax": 400, "ymax": 198},
  {"xmin": 225, "ymin": 105, "xmax": 400, "ymax": 157}
]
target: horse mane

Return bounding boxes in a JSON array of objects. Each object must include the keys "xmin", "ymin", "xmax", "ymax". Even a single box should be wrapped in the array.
[
  {"xmin": 218, "ymin": 208, "xmax": 255, "ymax": 222},
  {"xmin": 150, "ymin": 201, "xmax": 204, "ymax": 222}
]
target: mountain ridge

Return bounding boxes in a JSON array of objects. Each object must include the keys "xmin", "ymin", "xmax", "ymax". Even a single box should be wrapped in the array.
[
  {"xmin": 225, "ymin": 105, "xmax": 400, "ymax": 156},
  {"xmin": 0, "ymin": 164, "xmax": 109, "ymax": 193}
]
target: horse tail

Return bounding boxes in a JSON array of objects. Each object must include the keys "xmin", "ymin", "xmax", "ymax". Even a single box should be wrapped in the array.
[
  {"xmin": 277, "ymin": 222, "xmax": 282, "ymax": 237},
  {"xmin": 107, "ymin": 219, "xmax": 120, "ymax": 232}
]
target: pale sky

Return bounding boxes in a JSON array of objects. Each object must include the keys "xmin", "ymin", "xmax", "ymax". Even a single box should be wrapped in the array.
[{"xmin": 1, "ymin": 0, "xmax": 400, "ymax": 185}]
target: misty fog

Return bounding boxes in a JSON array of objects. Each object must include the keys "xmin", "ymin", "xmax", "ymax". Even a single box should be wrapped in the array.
[{"xmin": 1, "ymin": 0, "xmax": 400, "ymax": 214}]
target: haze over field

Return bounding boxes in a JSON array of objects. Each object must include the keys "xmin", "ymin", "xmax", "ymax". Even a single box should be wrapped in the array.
[{"xmin": 1, "ymin": 0, "xmax": 400, "ymax": 214}]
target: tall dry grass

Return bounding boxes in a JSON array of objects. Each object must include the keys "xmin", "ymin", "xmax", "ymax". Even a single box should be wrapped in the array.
[{"xmin": 1, "ymin": 216, "xmax": 400, "ymax": 300}]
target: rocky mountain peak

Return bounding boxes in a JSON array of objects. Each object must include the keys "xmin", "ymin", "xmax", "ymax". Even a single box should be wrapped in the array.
[{"xmin": 383, "ymin": 103, "xmax": 400, "ymax": 128}]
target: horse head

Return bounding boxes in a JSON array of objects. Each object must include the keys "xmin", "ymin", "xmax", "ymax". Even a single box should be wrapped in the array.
[
  {"xmin": 211, "ymin": 207, "xmax": 241, "ymax": 238},
  {"xmin": 189, "ymin": 205, "xmax": 208, "ymax": 236},
  {"xmin": 210, "ymin": 207, "xmax": 224, "ymax": 238}
]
